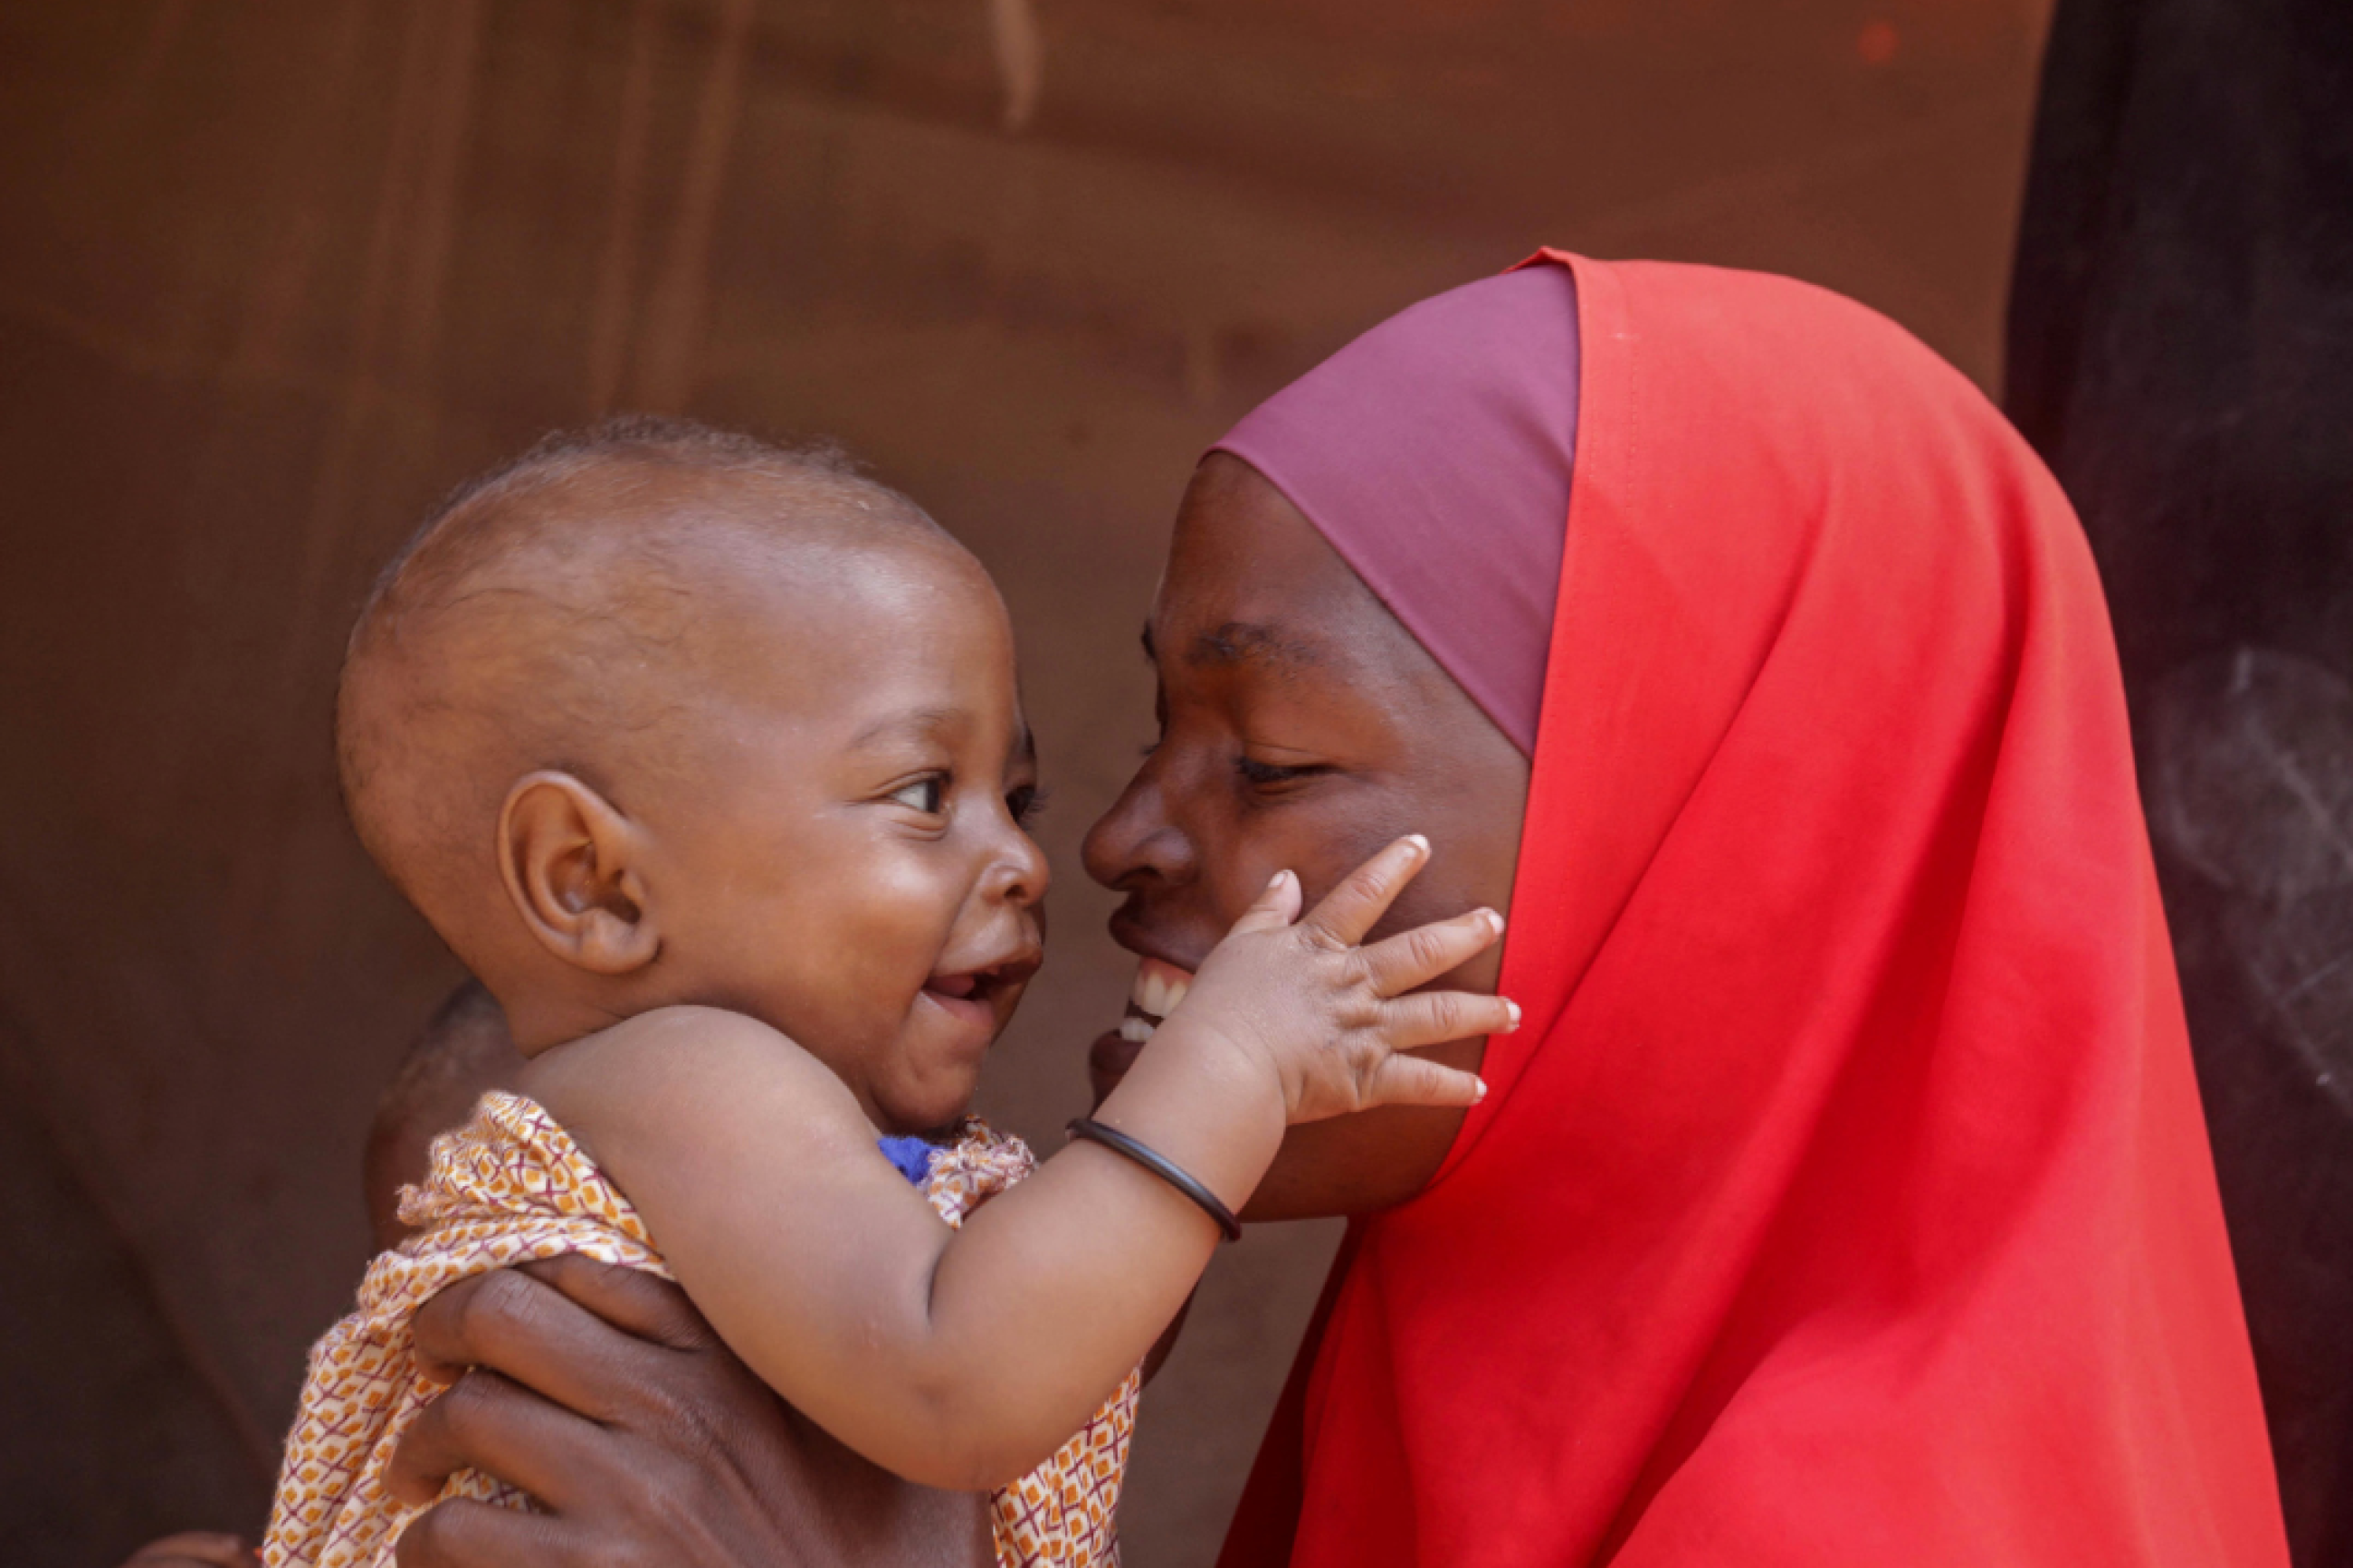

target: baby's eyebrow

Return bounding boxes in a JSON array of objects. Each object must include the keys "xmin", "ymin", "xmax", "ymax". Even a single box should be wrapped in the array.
[{"xmin": 849, "ymin": 706, "xmax": 960, "ymax": 750}]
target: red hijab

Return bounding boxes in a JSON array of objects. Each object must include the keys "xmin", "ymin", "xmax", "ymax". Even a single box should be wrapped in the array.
[{"xmin": 1214, "ymin": 252, "xmax": 2288, "ymax": 1566}]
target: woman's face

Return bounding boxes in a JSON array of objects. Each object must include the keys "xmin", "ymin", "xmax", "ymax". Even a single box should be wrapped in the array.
[{"xmin": 1081, "ymin": 454, "xmax": 1531, "ymax": 1219}]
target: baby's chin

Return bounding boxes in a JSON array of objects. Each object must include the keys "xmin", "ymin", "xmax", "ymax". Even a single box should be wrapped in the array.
[
  {"xmin": 872, "ymin": 1063, "xmax": 988, "ymax": 1139},
  {"xmin": 868, "ymin": 989, "xmax": 1027, "ymax": 1135}
]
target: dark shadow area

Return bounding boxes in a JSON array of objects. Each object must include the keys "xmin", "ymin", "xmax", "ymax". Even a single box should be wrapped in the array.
[
  {"xmin": 2010, "ymin": 0, "xmax": 2353, "ymax": 1559},
  {"xmin": 0, "ymin": 1024, "xmax": 272, "ymax": 1556}
]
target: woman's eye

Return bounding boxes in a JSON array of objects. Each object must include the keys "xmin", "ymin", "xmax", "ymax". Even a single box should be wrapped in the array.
[
  {"xmin": 891, "ymin": 775, "xmax": 947, "ymax": 814},
  {"xmin": 1234, "ymin": 755, "xmax": 1325, "ymax": 788}
]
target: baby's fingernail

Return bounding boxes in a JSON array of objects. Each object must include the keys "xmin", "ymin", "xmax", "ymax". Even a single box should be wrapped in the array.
[
  {"xmin": 1403, "ymin": 832, "xmax": 1430, "ymax": 856},
  {"xmin": 1481, "ymin": 908, "xmax": 1504, "ymax": 935},
  {"xmin": 1503, "ymin": 999, "xmax": 1522, "ymax": 1031},
  {"xmin": 1268, "ymin": 869, "xmax": 1292, "ymax": 892},
  {"xmin": 1474, "ymin": 1077, "xmax": 1489, "ymax": 1102}
]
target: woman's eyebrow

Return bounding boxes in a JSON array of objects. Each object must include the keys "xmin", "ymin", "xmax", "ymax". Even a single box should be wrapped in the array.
[
  {"xmin": 1139, "ymin": 618, "xmax": 1323, "ymax": 671},
  {"xmin": 1187, "ymin": 621, "xmax": 1322, "ymax": 670}
]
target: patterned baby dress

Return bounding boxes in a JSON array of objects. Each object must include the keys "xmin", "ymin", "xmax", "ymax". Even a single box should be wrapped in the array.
[{"xmin": 264, "ymin": 1091, "xmax": 1137, "ymax": 1567}]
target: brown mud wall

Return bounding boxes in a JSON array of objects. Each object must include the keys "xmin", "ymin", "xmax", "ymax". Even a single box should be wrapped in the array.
[{"xmin": 0, "ymin": 4, "xmax": 2047, "ymax": 1562}]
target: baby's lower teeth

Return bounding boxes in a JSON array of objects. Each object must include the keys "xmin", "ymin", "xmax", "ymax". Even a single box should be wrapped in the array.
[{"xmin": 1119, "ymin": 1016, "xmax": 1157, "ymax": 1043}]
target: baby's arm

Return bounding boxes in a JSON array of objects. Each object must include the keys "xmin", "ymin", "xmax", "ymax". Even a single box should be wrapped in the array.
[{"xmin": 527, "ymin": 837, "xmax": 1508, "ymax": 1492}]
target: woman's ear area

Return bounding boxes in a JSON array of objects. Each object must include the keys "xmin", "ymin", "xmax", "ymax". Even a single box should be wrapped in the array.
[{"xmin": 496, "ymin": 770, "xmax": 661, "ymax": 975}]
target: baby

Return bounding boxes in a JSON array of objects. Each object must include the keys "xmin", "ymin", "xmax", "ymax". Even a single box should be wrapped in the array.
[{"xmin": 264, "ymin": 418, "xmax": 1510, "ymax": 1567}]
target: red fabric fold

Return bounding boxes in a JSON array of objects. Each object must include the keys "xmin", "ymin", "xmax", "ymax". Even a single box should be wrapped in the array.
[{"xmin": 1217, "ymin": 252, "xmax": 2286, "ymax": 1567}]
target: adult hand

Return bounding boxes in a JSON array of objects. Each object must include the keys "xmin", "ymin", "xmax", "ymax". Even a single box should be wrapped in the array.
[
  {"xmin": 389, "ymin": 1254, "xmax": 990, "ymax": 1568},
  {"xmin": 120, "ymin": 1534, "xmax": 259, "ymax": 1568}
]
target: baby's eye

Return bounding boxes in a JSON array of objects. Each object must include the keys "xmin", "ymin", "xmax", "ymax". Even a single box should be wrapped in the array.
[
  {"xmin": 891, "ymin": 775, "xmax": 947, "ymax": 814},
  {"xmin": 1008, "ymin": 783, "xmax": 1051, "ymax": 826}
]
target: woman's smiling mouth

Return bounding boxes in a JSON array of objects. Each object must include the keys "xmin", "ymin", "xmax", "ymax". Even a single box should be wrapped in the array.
[
  {"xmin": 1088, "ymin": 956, "xmax": 1196, "ymax": 1102},
  {"xmin": 1117, "ymin": 956, "xmax": 1196, "ymax": 1042}
]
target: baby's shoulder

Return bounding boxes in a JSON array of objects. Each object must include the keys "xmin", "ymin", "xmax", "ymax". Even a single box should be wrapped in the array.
[
  {"xmin": 611, "ymin": 1003, "xmax": 797, "ymax": 1050},
  {"xmin": 522, "ymin": 1004, "xmax": 852, "ymax": 1136},
  {"xmin": 550, "ymin": 1003, "xmax": 812, "ymax": 1069}
]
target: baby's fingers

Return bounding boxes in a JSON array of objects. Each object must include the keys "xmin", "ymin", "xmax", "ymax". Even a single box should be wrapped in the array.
[
  {"xmin": 1359, "ymin": 907, "xmax": 1505, "ymax": 995},
  {"xmin": 1365, "ymin": 1050, "xmax": 1488, "ymax": 1110},
  {"xmin": 1298, "ymin": 835, "xmax": 1430, "ymax": 948},
  {"xmin": 1224, "ymin": 868, "xmax": 1303, "ymax": 938},
  {"xmin": 1379, "ymin": 988, "xmax": 1522, "ymax": 1051}
]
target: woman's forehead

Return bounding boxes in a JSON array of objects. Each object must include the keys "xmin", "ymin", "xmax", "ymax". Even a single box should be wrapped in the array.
[
  {"xmin": 1147, "ymin": 561, "xmax": 1440, "ymax": 713},
  {"xmin": 1158, "ymin": 458, "xmax": 1386, "ymax": 652}
]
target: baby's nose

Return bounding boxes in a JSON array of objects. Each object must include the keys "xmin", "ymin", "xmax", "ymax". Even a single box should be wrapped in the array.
[{"xmin": 986, "ymin": 825, "xmax": 1052, "ymax": 907}]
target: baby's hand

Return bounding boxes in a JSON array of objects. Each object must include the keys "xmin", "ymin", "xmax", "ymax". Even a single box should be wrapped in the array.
[{"xmin": 1159, "ymin": 836, "xmax": 1514, "ymax": 1122}]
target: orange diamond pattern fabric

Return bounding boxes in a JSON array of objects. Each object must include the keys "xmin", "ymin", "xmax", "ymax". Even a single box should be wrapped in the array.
[{"xmin": 264, "ymin": 1090, "xmax": 1136, "ymax": 1568}]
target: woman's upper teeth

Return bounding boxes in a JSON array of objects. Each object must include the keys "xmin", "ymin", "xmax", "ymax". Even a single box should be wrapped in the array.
[{"xmin": 1130, "ymin": 958, "xmax": 1193, "ymax": 1021}]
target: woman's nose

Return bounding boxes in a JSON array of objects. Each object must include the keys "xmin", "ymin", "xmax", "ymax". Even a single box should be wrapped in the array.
[{"xmin": 1081, "ymin": 771, "xmax": 1195, "ymax": 890}]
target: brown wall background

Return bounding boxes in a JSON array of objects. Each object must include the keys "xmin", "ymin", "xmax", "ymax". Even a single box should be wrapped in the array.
[{"xmin": 0, "ymin": 3, "xmax": 2050, "ymax": 1562}]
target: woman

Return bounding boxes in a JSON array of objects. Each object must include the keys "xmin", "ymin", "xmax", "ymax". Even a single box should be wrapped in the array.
[{"xmin": 393, "ymin": 252, "xmax": 2288, "ymax": 1565}]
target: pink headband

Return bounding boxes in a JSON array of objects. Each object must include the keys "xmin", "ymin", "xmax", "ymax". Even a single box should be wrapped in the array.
[{"xmin": 1211, "ymin": 264, "xmax": 1579, "ymax": 754}]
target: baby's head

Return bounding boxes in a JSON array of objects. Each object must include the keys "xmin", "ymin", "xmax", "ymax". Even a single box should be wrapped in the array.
[{"xmin": 338, "ymin": 418, "xmax": 1048, "ymax": 1134}]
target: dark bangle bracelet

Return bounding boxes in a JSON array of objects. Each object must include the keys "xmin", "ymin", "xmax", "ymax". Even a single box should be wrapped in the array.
[{"xmin": 1065, "ymin": 1117, "xmax": 1243, "ymax": 1242}]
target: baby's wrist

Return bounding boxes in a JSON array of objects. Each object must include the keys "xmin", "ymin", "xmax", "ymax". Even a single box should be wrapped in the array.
[
  {"xmin": 1145, "ymin": 1015, "xmax": 1289, "ymax": 1112},
  {"xmin": 1091, "ymin": 1016, "xmax": 1289, "ymax": 1211}
]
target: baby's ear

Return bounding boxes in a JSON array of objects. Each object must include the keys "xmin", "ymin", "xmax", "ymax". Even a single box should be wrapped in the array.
[{"xmin": 496, "ymin": 771, "xmax": 660, "ymax": 975}]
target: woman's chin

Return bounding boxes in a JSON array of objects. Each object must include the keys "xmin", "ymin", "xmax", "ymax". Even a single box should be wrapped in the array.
[
  {"xmin": 1087, "ymin": 1028, "xmax": 1141, "ymax": 1109},
  {"xmin": 1243, "ymin": 1110, "xmax": 1463, "ymax": 1222}
]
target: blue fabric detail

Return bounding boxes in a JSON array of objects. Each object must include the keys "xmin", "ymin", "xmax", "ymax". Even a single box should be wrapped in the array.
[{"xmin": 878, "ymin": 1135, "xmax": 938, "ymax": 1185}]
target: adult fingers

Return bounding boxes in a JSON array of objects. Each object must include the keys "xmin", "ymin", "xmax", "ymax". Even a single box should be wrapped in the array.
[
  {"xmin": 1357, "ymin": 908, "xmax": 1504, "ymax": 996},
  {"xmin": 386, "ymin": 1369, "xmax": 603, "ymax": 1509},
  {"xmin": 1221, "ymin": 868, "xmax": 1302, "ymax": 939},
  {"xmin": 123, "ymin": 1533, "xmax": 258, "ymax": 1568},
  {"xmin": 1376, "ymin": 988, "xmax": 1521, "ymax": 1051},
  {"xmin": 1296, "ymin": 836, "xmax": 1429, "ymax": 948},
  {"xmin": 518, "ymin": 1253, "xmax": 716, "ymax": 1353},
  {"xmin": 409, "ymin": 1266, "xmax": 672, "ymax": 1416},
  {"xmin": 394, "ymin": 1497, "xmax": 583, "ymax": 1568},
  {"xmin": 1364, "ymin": 1050, "xmax": 1488, "ymax": 1111}
]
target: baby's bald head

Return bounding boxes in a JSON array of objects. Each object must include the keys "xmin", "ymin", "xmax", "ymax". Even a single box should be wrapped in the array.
[{"xmin": 337, "ymin": 417, "xmax": 975, "ymax": 974}]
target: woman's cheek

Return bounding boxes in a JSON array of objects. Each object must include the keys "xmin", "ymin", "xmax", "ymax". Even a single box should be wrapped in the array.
[
  {"xmin": 1221, "ymin": 806, "xmax": 1353, "ymax": 908},
  {"xmin": 1294, "ymin": 821, "xmax": 1422, "ymax": 917}
]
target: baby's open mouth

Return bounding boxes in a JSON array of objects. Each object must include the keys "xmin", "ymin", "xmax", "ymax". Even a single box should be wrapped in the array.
[
  {"xmin": 923, "ymin": 955, "xmax": 1036, "ymax": 1014},
  {"xmin": 1116, "ymin": 957, "xmax": 1196, "ymax": 1043}
]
